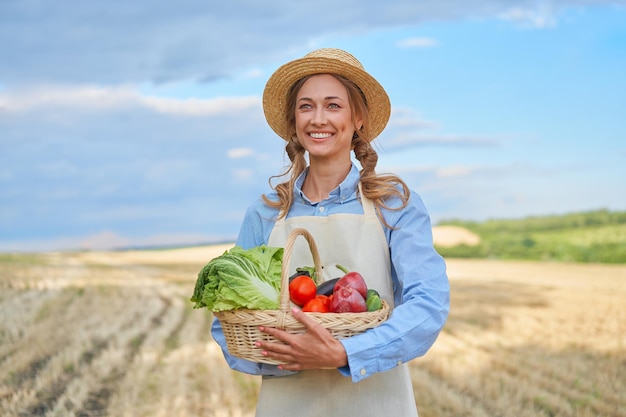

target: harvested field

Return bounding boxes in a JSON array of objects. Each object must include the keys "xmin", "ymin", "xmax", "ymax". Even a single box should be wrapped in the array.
[{"xmin": 0, "ymin": 248, "xmax": 624, "ymax": 417}]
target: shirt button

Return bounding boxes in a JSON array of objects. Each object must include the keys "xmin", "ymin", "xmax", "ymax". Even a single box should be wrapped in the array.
[
  {"xmin": 319, "ymin": 206, "xmax": 325, "ymax": 212},
  {"xmin": 360, "ymin": 368, "xmax": 366, "ymax": 376}
]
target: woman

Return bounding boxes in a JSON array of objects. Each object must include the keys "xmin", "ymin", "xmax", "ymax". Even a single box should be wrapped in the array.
[{"xmin": 211, "ymin": 48, "xmax": 450, "ymax": 416}]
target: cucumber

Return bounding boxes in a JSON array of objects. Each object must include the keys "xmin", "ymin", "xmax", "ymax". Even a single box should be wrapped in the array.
[{"xmin": 366, "ymin": 289, "xmax": 382, "ymax": 311}]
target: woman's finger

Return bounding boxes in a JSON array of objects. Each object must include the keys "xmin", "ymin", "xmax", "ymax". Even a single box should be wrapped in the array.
[{"xmin": 290, "ymin": 307, "xmax": 319, "ymax": 329}]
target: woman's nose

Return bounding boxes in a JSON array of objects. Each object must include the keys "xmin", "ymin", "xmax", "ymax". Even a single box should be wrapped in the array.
[{"xmin": 311, "ymin": 108, "xmax": 326, "ymax": 125}]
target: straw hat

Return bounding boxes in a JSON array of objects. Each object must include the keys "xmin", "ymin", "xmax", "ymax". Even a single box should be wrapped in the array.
[{"xmin": 262, "ymin": 48, "xmax": 391, "ymax": 142}]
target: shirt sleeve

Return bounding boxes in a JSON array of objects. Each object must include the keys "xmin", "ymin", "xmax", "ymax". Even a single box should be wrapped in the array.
[{"xmin": 339, "ymin": 191, "xmax": 450, "ymax": 382}]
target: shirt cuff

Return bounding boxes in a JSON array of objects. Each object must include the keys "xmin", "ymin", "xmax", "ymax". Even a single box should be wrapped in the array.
[{"xmin": 340, "ymin": 335, "xmax": 389, "ymax": 382}]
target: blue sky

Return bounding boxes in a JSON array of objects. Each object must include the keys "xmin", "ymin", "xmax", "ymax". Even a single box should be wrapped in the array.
[{"xmin": 1, "ymin": 1, "xmax": 625, "ymax": 251}]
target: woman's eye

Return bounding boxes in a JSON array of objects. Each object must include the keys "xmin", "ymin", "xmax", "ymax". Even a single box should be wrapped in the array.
[
  {"xmin": 328, "ymin": 103, "xmax": 340, "ymax": 109},
  {"xmin": 299, "ymin": 104, "xmax": 313, "ymax": 110}
]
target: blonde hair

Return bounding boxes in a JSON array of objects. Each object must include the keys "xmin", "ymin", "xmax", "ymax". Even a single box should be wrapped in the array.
[{"xmin": 263, "ymin": 74, "xmax": 410, "ymax": 228}]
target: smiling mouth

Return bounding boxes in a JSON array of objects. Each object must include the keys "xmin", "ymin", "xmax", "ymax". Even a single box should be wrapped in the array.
[{"xmin": 309, "ymin": 132, "xmax": 333, "ymax": 139}]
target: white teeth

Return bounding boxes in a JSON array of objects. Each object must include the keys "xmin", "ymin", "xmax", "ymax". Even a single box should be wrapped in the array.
[{"xmin": 310, "ymin": 132, "xmax": 332, "ymax": 139}]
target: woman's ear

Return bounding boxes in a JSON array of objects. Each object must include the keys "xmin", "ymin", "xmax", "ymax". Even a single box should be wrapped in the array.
[
  {"xmin": 355, "ymin": 118, "xmax": 363, "ymax": 132},
  {"xmin": 352, "ymin": 121, "xmax": 364, "ymax": 140}
]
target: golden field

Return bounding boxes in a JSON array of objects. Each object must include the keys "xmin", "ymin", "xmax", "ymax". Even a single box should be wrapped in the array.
[{"xmin": 0, "ymin": 246, "xmax": 624, "ymax": 417}]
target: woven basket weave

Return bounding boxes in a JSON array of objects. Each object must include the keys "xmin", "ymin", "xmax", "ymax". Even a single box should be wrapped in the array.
[{"xmin": 214, "ymin": 227, "xmax": 391, "ymax": 365}]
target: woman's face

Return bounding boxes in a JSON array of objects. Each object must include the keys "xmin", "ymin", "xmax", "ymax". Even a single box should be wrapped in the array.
[{"xmin": 294, "ymin": 74, "xmax": 362, "ymax": 162}]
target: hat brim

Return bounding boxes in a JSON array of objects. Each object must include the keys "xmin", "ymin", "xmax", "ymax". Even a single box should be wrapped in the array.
[{"xmin": 262, "ymin": 55, "xmax": 391, "ymax": 142}]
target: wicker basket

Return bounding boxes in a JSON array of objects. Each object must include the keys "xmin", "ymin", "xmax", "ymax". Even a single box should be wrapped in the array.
[{"xmin": 214, "ymin": 227, "xmax": 391, "ymax": 364}]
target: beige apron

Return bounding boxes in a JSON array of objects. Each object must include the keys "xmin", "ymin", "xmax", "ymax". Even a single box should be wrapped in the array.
[{"xmin": 257, "ymin": 192, "xmax": 418, "ymax": 417}]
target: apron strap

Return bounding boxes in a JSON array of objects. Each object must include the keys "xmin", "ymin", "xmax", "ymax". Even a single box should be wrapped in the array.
[{"xmin": 357, "ymin": 182, "xmax": 377, "ymax": 217}]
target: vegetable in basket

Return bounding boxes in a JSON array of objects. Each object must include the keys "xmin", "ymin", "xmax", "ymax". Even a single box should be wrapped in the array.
[
  {"xmin": 288, "ymin": 275, "xmax": 317, "ymax": 307},
  {"xmin": 365, "ymin": 289, "xmax": 383, "ymax": 312},
  {"xmin": 302, "ymin": 295, "xmax": 330, "ymax": 312},
  {"xmin": 328, "ymin": 264, "xmax": 369, "ymax": 313},
  {"xmin": 334, "ymin": 264, "xmax": 368, "ymax": 298},
  {"xmin": 190, "ymin": 245, "xmax": 283, "ymax": 312}
]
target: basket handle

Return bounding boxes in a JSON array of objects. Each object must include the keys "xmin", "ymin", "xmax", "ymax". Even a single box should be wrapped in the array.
[{"xmin": 279, "ymin": 228, "xmax": 323, "ymax": 312}]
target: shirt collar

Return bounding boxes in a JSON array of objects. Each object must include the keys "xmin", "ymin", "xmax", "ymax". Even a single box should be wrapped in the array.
[{"xmin": 295, "ymin": 164, "xmax": 360, "ymax": 205}]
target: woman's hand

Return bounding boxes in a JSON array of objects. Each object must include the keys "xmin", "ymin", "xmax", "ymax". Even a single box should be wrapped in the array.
[{"xmin": 255, "ymin": 307, "xmax": 348, "ymax": 371}]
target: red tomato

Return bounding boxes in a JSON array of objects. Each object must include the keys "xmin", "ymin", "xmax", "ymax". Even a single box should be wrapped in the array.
[
  {"xmin": 289, "ymin": 275, "xmax": 317, "ymax": 307},
  {"xmin": 316, "ymin": 294, "xmax": 330, "ymax": 309},
  {"xmin": 302, "ymin": 296, "xmax": 329, "ymax": 313}
]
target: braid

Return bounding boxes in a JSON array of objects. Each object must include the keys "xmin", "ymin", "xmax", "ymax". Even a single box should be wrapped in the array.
[
  {"xmin": 263, "ymin": 138, "xmax": 307, "ymax": 218},
  {"xmin": 352, "ymin": 135, "xmax": 378, "ymax": 177},
  {"xmin": 353, "ymin": 136, "xmax": 410, "ymax": 228}
]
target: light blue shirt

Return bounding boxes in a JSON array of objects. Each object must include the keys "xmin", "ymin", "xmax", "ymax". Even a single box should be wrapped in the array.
[{"xmin": 211, "ymin": 164, "xmax": 450, "ymax": 382}]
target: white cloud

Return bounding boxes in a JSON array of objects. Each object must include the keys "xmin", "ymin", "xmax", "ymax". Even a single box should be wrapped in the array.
[
  {"xmin": 227, "ymin": 148, "xmax": 255, "ymax": 158},
  {"xmin": 0, "ymin": 85, "xmax": 260, "ymax": 116},
  {"xmin": 388, "ymin": 108, "xmax": 440, "ymax": 130},
  {"xmin": 389, "ymin": 134, "xmax": 499, "ymax": 148},
  {"xmin": 231, "ymin": 168, "xmax": 255, "ymax": 182},
  {"xmin": 435, "ymin": 165, "xmax": 477, "ymax": 178},
  {"xmin": 396, "ymin": 37, "xmax": 439, "ymax": 48},
  {"xmin": 379, "ymin": 107, "xmax": 501, "ymax": 150},
  {"xmin": 143, "ymin": 95, "xmax": 260, "ymax": 116},
  {"xmin": 0, "ymin": 85, "xmax": 135, "ymax": 111},
  {"xmin": 382, "ymin": 129, "xmax": 500, "ymax": 150},
  {"xmin": 242, "ymin": 68, "xmax": 264, "ymax": 79},
  {"xmin": 499, "ymin": 5, "xmax": 558, "ymax": 28},
  {"xmin": 383, "ymin": 165, "xmax": 437, "ymax": 176}
]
